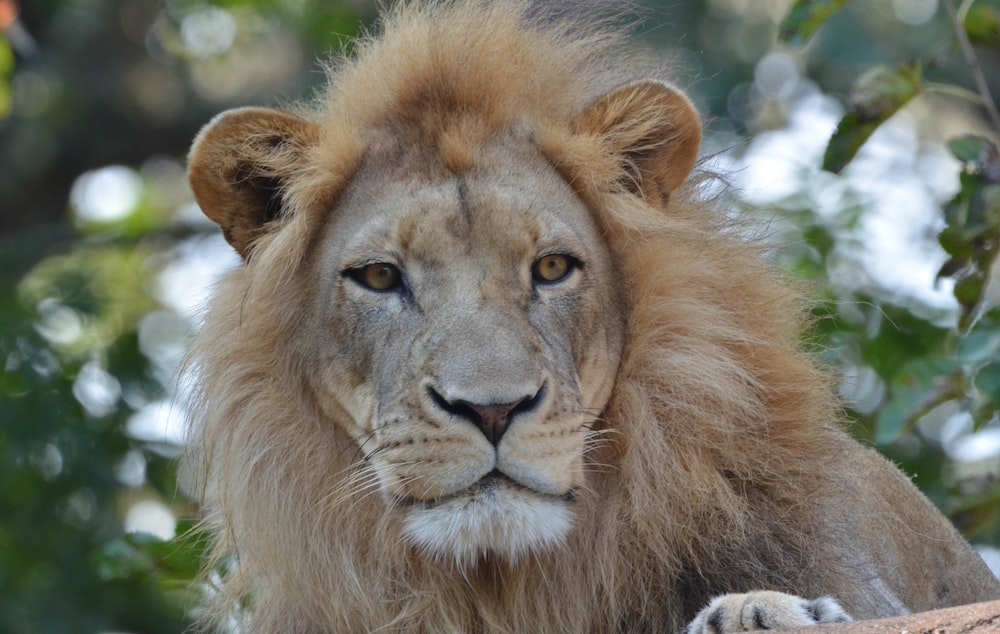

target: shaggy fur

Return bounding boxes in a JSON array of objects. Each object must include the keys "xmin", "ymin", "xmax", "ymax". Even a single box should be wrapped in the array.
[{"xmin": 185, "ymin": 1, "xmax": 1000, "ymax": 632}]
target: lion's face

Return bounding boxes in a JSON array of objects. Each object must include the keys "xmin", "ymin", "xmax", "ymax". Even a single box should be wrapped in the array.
[
  {"xmin": 187, "ymin": 74, "xmax": 700, "ymax": 572},
  {"xmin": 303, "ymin": 137, "xmax": 624, "ymax": 565}
]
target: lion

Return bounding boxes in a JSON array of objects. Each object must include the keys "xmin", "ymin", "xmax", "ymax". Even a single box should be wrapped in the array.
[{"xmin": 183, "ymin": 1, "xmax": 1000, "ymax": 632}]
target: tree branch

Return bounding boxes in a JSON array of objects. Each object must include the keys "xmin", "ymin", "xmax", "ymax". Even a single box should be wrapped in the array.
[
  {"xmin": 943, "ymin": 0, "xmax": 1000, "ymax": 133},
  {"xmin": 777, "ymin": 599, "xmax": 1000, "ymax": 632}
]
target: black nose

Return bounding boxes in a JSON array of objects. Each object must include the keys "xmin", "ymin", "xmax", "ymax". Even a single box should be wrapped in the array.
[{"xmin": 428, "ymin": 385, "xmax": 545, "ymax": 445}]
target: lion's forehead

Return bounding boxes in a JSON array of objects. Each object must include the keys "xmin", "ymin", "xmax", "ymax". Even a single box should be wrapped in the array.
[
  {"xmin": 391, "ymin": 184, "xmax": 548, "ymax": 268},
  {"xmin": 330, "ymin": 139, "xmax": 596, "ymax": 275}
]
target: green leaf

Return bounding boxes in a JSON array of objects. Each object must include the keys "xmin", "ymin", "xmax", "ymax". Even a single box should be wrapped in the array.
[
  {"xmin": 0, "ymin": 367, "xmax": 30, "ymax": 396},
  {"xmin": 938, "ymin": 140, "xmax": 1000, "ymax": 331},
  {"xmin": 937, "ymin": 256, "xmax": 968, "ymax": 280},
  {"xmin": 823, "ymin": 63, "xmax": 923, "ymax": 173},
  {"xmin": 876, "ymin": 357, "xmax": 959, "ymax": 444},
  {"xmin": 971, "ymin": 398, "xmax": 998, "ymax": 430},
  {"xmin": 955, "ymin": 271, "xmax": 987, "ymax": 308},
  {"xmin": 949, "ymin": 135, "xmax": 993, "ymax": 164},
  {"xmin": 156, "ymin": 523, "xmax": 210, "ymax": 581},
  {"xmin": 822, "ymin": 113, "xmax": 876, "ymax": 174},
  {"xmin": 959, "ymin": 328, "xmax": 1000, "ymax": 364},
  {"xmin": 95, "ymin": 536, "xmax": 158, "ymax": 582},
  {"xmin": 949, "ymin": 486, "xmax": 1000, "ymax": 537},
  {"xmin": 779, "ymin": 0, "xmax": 852, "ymax": 47},
  {"xmin": 975, "ymin": 361, "xmax": 1000, "ymax": 403},
  {"xmin": 958, "ymin": 288, "xmax": 989, "ymax": 334},
  {"xmin": 938, "ymin": 226, "xmax": 976, "ymax": 258},
  {"xmin": 966, "ymin": 5, "xmax": 1000, "ymax": 46},
  {"xmin": 0, "ymin": 39, "xmax": 12, "ymax": 76},
  {"xmin": 849, "ymin": 63, "xmax": 923, "ymax": 120},
  {"xmin": 875, "ymin": 387, "xmax": 922, "ymax": 444},
  {"xmin": 93, "ymin": 528, "xmax": 207, "ymax": 585}
]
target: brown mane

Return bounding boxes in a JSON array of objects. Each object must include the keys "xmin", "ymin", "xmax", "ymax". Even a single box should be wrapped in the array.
[{"xmin": 187, "ymin": 1, "xmax": 852, "ymax": 631}]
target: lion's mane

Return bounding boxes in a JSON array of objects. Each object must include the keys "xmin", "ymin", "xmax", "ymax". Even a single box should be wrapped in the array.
[{"xmin": 187, "ymin": 1, "xmax": 844, "ymax": 631}]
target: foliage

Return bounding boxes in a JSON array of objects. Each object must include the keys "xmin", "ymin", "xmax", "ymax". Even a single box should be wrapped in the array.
[
  {"xmin": 778, "ymin": 0, "xmax": 1000, "ymax": 540},
  {"xmin": 0, "ymin": 1, "xmax": 364, "ymax": 631},
  {"xmin": 0, "ymin": 259, "xmax": 195, "ymax": 633},
  {"xmin": 779, "ymin": 0, "xmax": 852, "ymax": 47},
  {"xmin": 1, "ymin": 0, "xmax": 1000, "ymax": 632},
  {"xmin": 941, "ymin": 135, "xmax": 1000, "ymax": 330},
  {"xmin": 821, "ymin": 62, "xmax": 924, "ymax": 173}
]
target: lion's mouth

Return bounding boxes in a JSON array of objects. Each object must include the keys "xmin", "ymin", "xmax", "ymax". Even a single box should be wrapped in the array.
[
  {"xmin": 472, "ymin": 469, "xmax": 508, "ymax": 493},
  {"xmin": 395, "ymin": 469, "xmax": 575, "ymax": 509}
]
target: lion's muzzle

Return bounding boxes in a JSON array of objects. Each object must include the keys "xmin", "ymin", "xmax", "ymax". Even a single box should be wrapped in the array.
[{"xmin": 426, "ymin": 383, "xmax": 546, "ymax": 445}]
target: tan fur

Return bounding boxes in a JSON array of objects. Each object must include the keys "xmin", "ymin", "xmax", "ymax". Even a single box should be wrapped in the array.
[{"xmin": 185, "ymin": 2, "xmax": 1000, "ymax": 632}]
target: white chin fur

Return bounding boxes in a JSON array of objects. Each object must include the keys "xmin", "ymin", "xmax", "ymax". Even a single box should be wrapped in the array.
[{"xmin": 402, "ymin": 485, "xmax": 572, "ymax": 568}]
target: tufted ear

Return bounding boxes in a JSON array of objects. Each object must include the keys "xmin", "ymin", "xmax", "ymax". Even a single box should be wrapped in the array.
[
  {"xmin": 574, "ymin": 80, "xmax": 701, "ymax": 203},
  {"xmin": 188, "ymin": 107, "xmax": 319, "ymax": 259}
]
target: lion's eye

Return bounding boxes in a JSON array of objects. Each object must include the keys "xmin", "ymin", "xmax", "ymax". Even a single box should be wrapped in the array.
[
  {"xmin": 531, "ymin": 254, "xmax": 577, "ymax": 284},
  {"xmin": 349, "ymin": 263, "xmax": 402, "ymax": 292}
]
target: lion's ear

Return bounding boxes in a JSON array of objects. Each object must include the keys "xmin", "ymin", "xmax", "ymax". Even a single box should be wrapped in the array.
[
  {"xmin": 188, "ymin": 107, "xmax": 319, "ymax": 259},
  {"xmin": 575, "ymin": 81, "xmax": 701, "ymax": 202}
]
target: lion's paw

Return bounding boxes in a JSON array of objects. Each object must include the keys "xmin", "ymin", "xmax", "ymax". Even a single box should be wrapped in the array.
[{"xmin": 684, "ymin": 591, "xmax": 852, "ymax": 633}]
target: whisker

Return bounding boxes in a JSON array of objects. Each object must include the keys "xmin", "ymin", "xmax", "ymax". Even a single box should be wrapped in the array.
[{"xmin": 307, "ymin": 464, "xmax": 381, "ymax": 516}]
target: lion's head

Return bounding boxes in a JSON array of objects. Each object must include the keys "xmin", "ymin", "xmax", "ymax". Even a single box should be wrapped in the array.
[
  {"xmin": 185, "ymin": 1, "xmax": 834, "ymax": 631},
  {"xmin": 292, "ymin": 132, "xmax": 638, "ymax": 565}
]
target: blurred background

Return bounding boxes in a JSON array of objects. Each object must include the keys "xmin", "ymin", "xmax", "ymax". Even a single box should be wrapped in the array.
[{"xmin": 1, "ymin": 0, "xmax": 999, "ymax": 631}]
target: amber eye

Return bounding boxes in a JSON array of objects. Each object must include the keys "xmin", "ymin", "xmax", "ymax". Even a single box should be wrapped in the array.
[
  {"xmin": 532, "ymin": 254, "xmax": 576, "ymax": 284},
  {"xmin": 350, "ymin": 262, "xmax": 402, "ymax": 292}
]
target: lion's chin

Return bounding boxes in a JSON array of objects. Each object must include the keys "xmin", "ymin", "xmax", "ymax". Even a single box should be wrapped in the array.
[{"xmin": 401, "ymin": 477, "xmax": 573, "ymax": 569}]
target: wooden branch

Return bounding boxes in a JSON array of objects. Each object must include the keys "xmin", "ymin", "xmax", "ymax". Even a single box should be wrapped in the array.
[{"xmin": 775, "ymin": 598, "xmax": 1000, "ymax": 633}]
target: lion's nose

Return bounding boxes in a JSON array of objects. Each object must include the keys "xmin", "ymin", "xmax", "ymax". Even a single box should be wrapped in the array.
[{"xmin": 428, "ymin": 386, "xmax": 545, "ymax": 445}]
